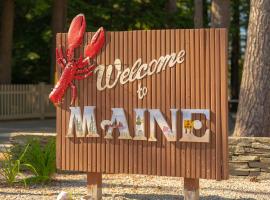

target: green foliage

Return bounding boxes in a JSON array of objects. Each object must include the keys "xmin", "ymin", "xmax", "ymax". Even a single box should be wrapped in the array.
[
  {"xmin": 8, "ymin": 0, "xmax": 250, "ymax": 85},
  {"xmin": 0, "ymin": 144, "xmax": 37, "ymax": 187},
  {"xmin": 10, "ymin": 0, "xmax": 194, "ymax": 83},
  {"xmin": 23, "ymin": 138, "xmax": 56, "ymax": 184},
  {"xmin": 12, "ymin": 0, "xmax": 52, "ymax": 83},
  {"xmin": 68, "ymin": 0, "xmax": 193, "ymax": 31}
]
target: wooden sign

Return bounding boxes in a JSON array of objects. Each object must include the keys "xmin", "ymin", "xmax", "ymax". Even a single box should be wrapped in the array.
[{"xmin": 56, "ymin": 28, "xmax": 228, "ymax": 182}]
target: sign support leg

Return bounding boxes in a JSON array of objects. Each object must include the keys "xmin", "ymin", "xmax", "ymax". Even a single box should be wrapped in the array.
[
  {"xmin": 87, "ymin": 172, "xmax": 102, "ymax": 200},
  {"xmin": 183, "ymin": 178, "xmax": 199, "ymax": 200}
]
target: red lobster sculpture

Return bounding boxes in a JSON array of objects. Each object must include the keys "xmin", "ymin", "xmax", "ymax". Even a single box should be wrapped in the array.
[{"xmin": 49, "ymin": 13, "xmax": 105, "ymax": 106}]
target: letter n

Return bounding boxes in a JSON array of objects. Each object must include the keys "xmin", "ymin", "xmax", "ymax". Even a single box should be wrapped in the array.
[{"xmin": 148, "ymin": 109, "xmax": 178, "ymax": 141}]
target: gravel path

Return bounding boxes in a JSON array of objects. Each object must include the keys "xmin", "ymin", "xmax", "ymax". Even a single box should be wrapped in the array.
[{"xmin": 0, "ymin": 173, "xmax": 270, "ymax": 200}]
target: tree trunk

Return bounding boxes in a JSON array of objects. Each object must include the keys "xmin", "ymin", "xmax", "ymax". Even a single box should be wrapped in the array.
[
  {"xmin": 211, "ymin": 0, "xmax": 230, "ymax": 28},
  {"xmin": 230, "ymin": 0, "xmax": 240, "ymax": 112},
  {"xmin": 194, "ymin": 0, "xmax": 203, "ymax": 28},
  {"xmin": 0, "ymin": 0, "xmax": 14, "ymax": 83},
  {"xmin": 166, "ymin": 0, "xmax": 177, "ymax": 13},
  {"xmin": 234, "ymin": 0, "xmax": 270, "ymax": 137},
  {"xmin": 51, "ymin": 0, "xmax": 67, "ymax": 83}
]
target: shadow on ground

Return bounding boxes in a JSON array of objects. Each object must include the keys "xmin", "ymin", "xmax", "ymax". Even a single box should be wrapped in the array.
[{"xmin": 107, "ymin": 193, "xmax": 256, "ymax": 200}]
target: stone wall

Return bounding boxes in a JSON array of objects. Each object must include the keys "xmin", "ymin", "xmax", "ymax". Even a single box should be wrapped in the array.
[{"xmin": 229, "ymin": 137, "xmax": 270, "ymax": 176}]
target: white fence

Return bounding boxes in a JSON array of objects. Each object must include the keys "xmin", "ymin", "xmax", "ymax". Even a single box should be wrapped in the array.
[{"xmin": 0, "ymin": 83, "xmax": 55, "ymax": 120}]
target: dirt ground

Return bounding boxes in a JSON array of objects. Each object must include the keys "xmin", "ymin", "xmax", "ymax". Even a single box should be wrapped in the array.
[{"xmin": 0, "ymin": 173, "xmax": 270, "ymax": 200}]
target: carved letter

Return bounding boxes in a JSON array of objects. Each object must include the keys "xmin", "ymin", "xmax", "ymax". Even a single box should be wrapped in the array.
[
  {"xmin": 148, "ymin": 109, "xmax": 178, "ymax": 142},
  {"xmin": 103, "ymin": 108, "xmax": 132, "ymax": 140},
  {"xmin": 67, "ymin": 106, "xmax": 99, "ymax": 138},
  {"xmin": 133, "ymin": 109, "xmax": 147, "ymax": 140},
  {"xmin": 95, "ymin": 59, "xmax": 122, "ymax": 91},
  {"xmin": 176, "ymin": 50, "xmax": 185, "ymax": 64},
  {"xmin": 179, "ymin": 109, "xmax": 210, "ymax": 143}
]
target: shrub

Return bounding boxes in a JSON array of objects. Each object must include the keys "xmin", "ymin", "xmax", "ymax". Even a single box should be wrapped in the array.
[
  {"xmin": 0, "ymin": 144, "xmax": 37, "ymax": 187},
  {"xmin": 24, "ymin": 138, "xmax": 56, "ymax": 184}
]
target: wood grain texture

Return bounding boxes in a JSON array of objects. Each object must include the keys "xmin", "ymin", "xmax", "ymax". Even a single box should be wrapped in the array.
[{"xmin": 56, "ymin": 29, "xmax": 228, "ymax": 180}]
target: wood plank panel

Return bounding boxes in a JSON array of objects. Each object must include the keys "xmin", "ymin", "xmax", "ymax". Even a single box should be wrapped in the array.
[
  {"xmin": 105, "ymin": 31, "xmax": 110, "ymax": 173},
  {"xmin": 101, "ymin": 32, "xmax": 106, "ymax": 173},
  {"xmin": 123, "ymin": 31, "xmax": 129, "ymax": 174},
  {"xmin": 165, "ymin": 29, "xmax": 171, "ymax": 176},
  {"xmin": 185, "ymin": 29, "xmax": 191, "ymax": 178},
  {"xmin": 179, "ymin": 29, "xmax": 186, "ymax": 177},
  {"xmin": 78, "ymin": 32, "xmax": 84, "ymax": 172},
  {"xmin": 205, "ymin": 29, "xmax": 211, "ymax": 179},
  {"xmin": 109, "ymin": 32, "xmax": 115, "ymax": 174},
  {"xmin": 210, "ymin": 29, "xmax": 216, "ymax": 179},
  {"xmin": 128, "ymin": 31, "xmax": 134, "ymax": 174},
  {"xmin": 194, "ymin": 29, "xmax": 200, "ymax": 178},
  {"xmin": 114, "ymin": 31, "xmax": 120, "ymax": 174},
  {"xmin": 146, "ymin": 30, "xmax": 152, "ymax": 175},
  {"xmin": 160, "ymin": 30, "xmax": 166, "ymax": 176},
  {"xmin": 56, "ymin": 33, "xmax": 62, "ymax": 170},
  {"xmin": 199, "ymin": 29, "xmax": 206, "ymax": 179},
  {"xmin": 170, "ymin": 29, "xmax": 176, "ymax": 177},
  {"xmin": 82, "ymin": 33, "xmax": 88, "ymax": 172},
  {"xmin": 141, "ymin": 30, "xmax": 148, "ymax": 175},
  {"xmin": 87, "ymin": 32, "xmax": 94, "ymax": 172},
  {"xmin": 137, "ymin": 30, "xmax": 143, "ymax": 175},
  {"xmin": 156, "ymin": 30, "xmax": 162, "ymax": 176},
  {"xmin": 215, "ymin": 29, "xmax": 221, "ymax": 180},
  {"xmin": 220, "ymin": 29, "xmax": 229, "ymax": 179},
  {"xmin": 119, "ymin": 31, "xmax": 124, "ymax": 174}
]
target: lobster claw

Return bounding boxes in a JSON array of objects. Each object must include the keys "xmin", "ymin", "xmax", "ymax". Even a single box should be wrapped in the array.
[
  {"xmin": 67, "ymin": 13, "xmax": 86, "ymax": 50},
  {"xmin": 84, "ymin": 27, "xmax": 105, "ymax": 59}
]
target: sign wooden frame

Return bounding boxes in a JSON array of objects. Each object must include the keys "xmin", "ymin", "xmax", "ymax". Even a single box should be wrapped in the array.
[{"xmin": 56, "ymin": 29, "xmax": 228, "ymax": 183}]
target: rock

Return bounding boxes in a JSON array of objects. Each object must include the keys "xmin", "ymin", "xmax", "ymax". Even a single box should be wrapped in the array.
[
  {"xmin": 261, "ymin": 167, "xmax": 270, "ymax": 173},
  {"xmin": 252, "ymin": 142, "xmax": 270, "ymax": 150},
  {"xmin": 244, "ymin": 147, "xmax": 255, "ymax": 153},
  {"xmin": 250, "ymin": 148, "xmax": 270, "ymax": 154},
  {"xmin": 56, "ymin": 191, "xmax": 68, "ymax": 200},
  {"xmin": 249, "ymin": 171, "xmax": 261, "ymax": 176},
  {"xmin": 232, "ymin": 155, "xmax": 259, "ymax": 162},
  {"xmin": 81, "ymin": 195, "xmax": 94, "ymax": 200},
  {"xmin": 229, "ymin": 145, "xmax": 236, "ymax": 152},
  {"xmin": 230, "ymin": 168, "xmax": 250, "ymax": 176},
  {"xmin": 248, "ymin": 168, "xmax": 261, "ymax": 172},
  {"xmin": 255, "ymin": 137, "xmax": 270, "ymax": 144},
  {"xmin": 260, "ymin": 158, "xmax": 270, "ymax": 163},
  {"xmin": 229, "ymin": 162, "xmax": 249, "ymax": 169},
  {"xmin": 237, "ymin": 141, "xmax": 252, "ymax": 147},
  {"xmin": 249, "ymin": 161, "xmax": 269, "ymax": 169},
  {"xmin": 228, "ymin": 137, "xmax": 254, "ymax": 146},
  {"xmin": 234, "ymin": 146, "xmax": 246, "ymax": 154}
]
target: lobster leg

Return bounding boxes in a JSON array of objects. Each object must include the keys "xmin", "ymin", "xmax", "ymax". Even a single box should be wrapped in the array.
[
  {"xmin": 56, "ymin": 47, "xmax": 67, "ymax": 69},
  {"xmin": 74, "ymin": 70, "xmax": 94, "ymax": 80},
  {"xmin": 76, "ymin": 56, "xmax": 90, "ymax": 69},
  {"xmin": 75, "ymin": 65, "xmax": 95, "ymax": 75},
  {"xmin": 70, "ymin": 82, "xmax": 77, "ymax": 106}
]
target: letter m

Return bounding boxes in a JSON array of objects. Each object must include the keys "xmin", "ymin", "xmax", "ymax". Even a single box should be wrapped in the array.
[{"xmin": 66, "ymin": 106, "xmax": 99, "ymax": 138}]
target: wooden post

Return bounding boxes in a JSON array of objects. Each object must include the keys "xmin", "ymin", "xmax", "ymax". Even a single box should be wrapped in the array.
[
  {"xmin": 87, "ymin": 172, "xmax": 102, "ymax": 200},
  {"xmin": 184, "ymin": 178, "xmax": 199, "ymax": 200}
]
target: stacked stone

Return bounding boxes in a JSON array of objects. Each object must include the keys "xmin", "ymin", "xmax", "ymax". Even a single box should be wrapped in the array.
[{"xmin": 229, "ymin": 137, "xmax": 270, "ymax": 176}]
